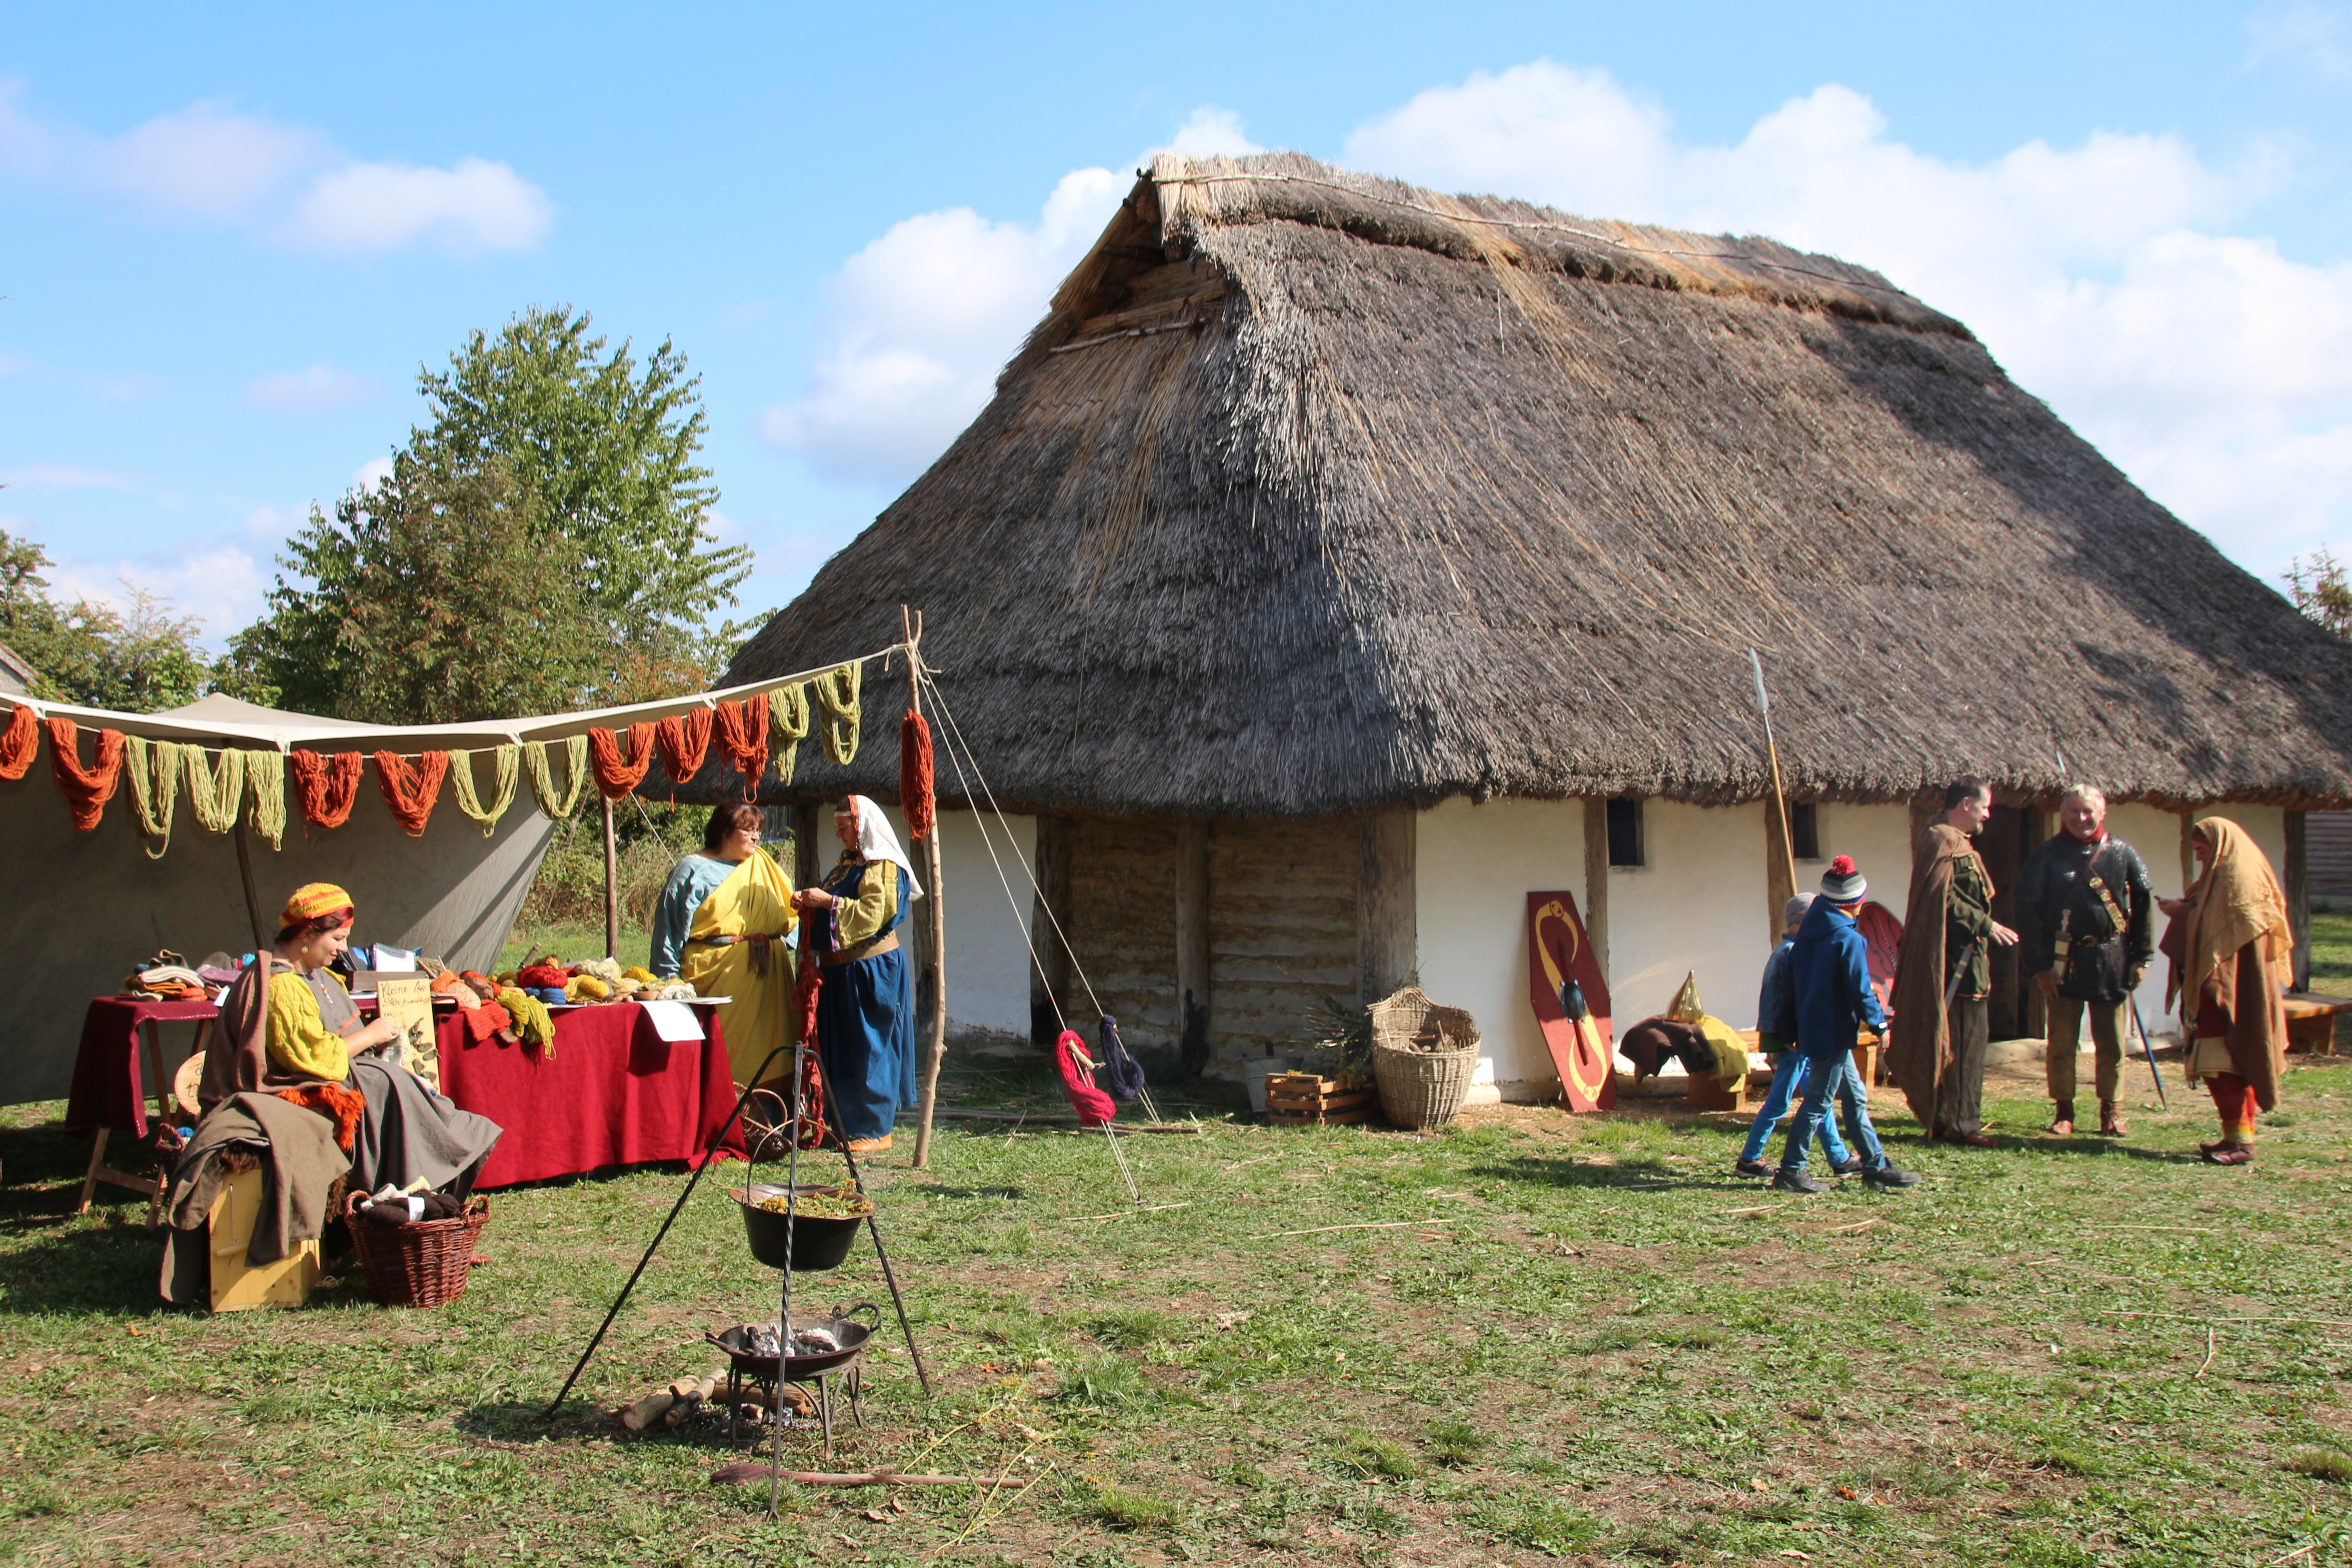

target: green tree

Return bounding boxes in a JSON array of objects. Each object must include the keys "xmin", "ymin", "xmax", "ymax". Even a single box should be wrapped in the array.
[
  {"xmin": 0, "ymin": 529, "xmax": 211, "ymax": 712},
  {"xmin": 227, "ymin": 450, "xmax": 606, "ymax": 724},
  {"xmin": 2283, "ymin": 549, "xmax": 2352, "ymax": 639},
  {"xmin": 417, "ymin": 304, "xmax": 750, "ymax": 640}
]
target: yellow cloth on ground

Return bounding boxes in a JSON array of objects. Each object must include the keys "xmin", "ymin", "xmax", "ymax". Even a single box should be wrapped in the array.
[
  {"xmin": 266, "ymin": 971, "xmax": 349, "ymax": 1082},
  {"xmin": 1694, "ymin": 1015, "xmax": 1753, "ymax": 1092},
  {"xmin": 680, "ymin": 847, "xmax": 797, "ymax": 1088}
]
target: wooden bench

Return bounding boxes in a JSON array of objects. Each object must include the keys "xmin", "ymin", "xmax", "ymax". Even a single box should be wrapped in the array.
[{"xmin": 2283, "ymin": 992, "xmax": 2352, "ymax": 1056}]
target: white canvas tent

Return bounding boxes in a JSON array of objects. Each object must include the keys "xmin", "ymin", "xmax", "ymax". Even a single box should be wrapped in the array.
[{"xmin": 1, "ymin": 656, "xmax": 884, "ymax": 1104}]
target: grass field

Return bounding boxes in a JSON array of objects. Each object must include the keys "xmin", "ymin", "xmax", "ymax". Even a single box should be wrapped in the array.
[{"xmin": 5, "ymin": 1000, "xmax": 2350, "ymax": 1563}]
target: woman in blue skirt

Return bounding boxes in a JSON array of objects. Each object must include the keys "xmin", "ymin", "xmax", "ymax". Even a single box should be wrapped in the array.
[{"xmin": 792, "ymin": 795, "xmax": 921, "ymax": 1153}]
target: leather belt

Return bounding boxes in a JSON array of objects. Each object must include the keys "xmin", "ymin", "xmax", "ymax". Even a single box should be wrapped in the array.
[
  {"xmin": 821, "ymin": 931, "xmax": 900, "ymax": 967},
  {"xmin": 687, "ymin": 933, "xmax": 786, "ymax": 946}
]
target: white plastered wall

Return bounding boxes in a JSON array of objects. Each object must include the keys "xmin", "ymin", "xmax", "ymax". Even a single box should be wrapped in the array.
[
  {"xmin": 1812, "ymin": 803, "xmax": 1917, "ymax": 934},
  {"xmin": 1413, "ymin": 797, "xmax": 1586, "ymax": 1102},
  {"xmin": 931, "ymin": 807, "xmax": 1037, "ymax": 1039},
  {"xmin": 1605, "ymin": 800, "xmax": 1774, "ymax": 1034},
  {"xmin": 2104, "ymin": 800, "xmax": 2190, "ymax": 1032}
]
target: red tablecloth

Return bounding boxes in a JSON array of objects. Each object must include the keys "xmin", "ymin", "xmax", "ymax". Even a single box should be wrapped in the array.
[
  {"xmin": 64, "ymin": 998, "xmax": 220, "ymax": 1138},
  {"xmin": 435, "ymin": 1002, "xmax": 746, "ymax": 1189}
]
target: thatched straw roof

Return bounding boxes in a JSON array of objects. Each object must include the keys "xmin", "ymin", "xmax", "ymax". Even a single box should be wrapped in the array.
[{"xmin": 710, "ymin": 151, "xmax": 2352, "ymax": 816}]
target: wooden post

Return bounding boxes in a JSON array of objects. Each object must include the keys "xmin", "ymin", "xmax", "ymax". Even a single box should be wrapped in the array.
[
  {"xmin": 1581, "ymin": 798, "xmax": 1611, "ymax": 985},
  {"xmin": 231, "ymin": 818, "xmax": 267, "ymax": 956},
  {"xmin": 1358, "ymin": 808, "xmax": 1416, "ymax": 1003},
  {"xmin": 1029, "ymin": 817, "xmax": 1073, "ymax": 1051},
  {"xmin": 2287, "ymin": 808, "xmax": 2311, "ymax": 993},
  {"xmin": 905, "ymin": 609, "xmax": 951, "ymax": 1169},
  {"xmin": 1763, "ymin": 800, "xmax": 1795, "ymax": 950},
  {"xmin": 602, "ymin": 796, "xmax": 620, "ymax": 960},
  {"xmin": 1174, "ymin": 820, "xmax": 1211, "ymax": 1077},
  {"xmin": 794, "ymin": 801, "xmax": 821, "ymax": 889}
]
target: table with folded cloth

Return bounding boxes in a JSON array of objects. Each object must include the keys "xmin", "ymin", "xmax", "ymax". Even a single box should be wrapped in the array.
[{"xmin": 433, "ymin": 1000, "xmax": 745, "ymax": 1189}]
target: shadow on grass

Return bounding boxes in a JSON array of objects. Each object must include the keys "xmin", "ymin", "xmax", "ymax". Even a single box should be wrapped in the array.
[
  {"xmin": 1464, "ymin": 1154, "xmax": 1735, "ymax": 1193},
  {"xmin": 0, "ymin": 1213, "xmax": 176, "ymax": 1314}
]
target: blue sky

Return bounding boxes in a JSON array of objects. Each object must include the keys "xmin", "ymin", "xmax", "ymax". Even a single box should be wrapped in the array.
[{"xmin": 4, "ymin": 2, "xmax": 2351, "ymax": 645}]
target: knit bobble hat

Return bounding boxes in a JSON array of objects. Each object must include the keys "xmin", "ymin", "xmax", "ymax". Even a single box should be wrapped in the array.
[{"xmin": 1819, "ymin": 855, "xmax": 1867, "ymax": 904}]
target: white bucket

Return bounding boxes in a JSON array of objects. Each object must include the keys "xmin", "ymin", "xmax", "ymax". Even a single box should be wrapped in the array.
[{"xmin": 1244, "ymin": 1057, "xmax": 1299, "ymax": 1114}]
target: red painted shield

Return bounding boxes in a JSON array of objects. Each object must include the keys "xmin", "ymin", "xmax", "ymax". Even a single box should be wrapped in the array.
[{"xmin": 1528, "ymin": 891, "xmax": 1616, "ymax": 1112}]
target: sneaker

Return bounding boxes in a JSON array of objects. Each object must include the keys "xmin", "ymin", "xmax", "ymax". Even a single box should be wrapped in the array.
[
  {"xmin": 1770, "ymin": 1168, "xmax": 1828, "ymax": 1195},
  {"xmin": 1831, "ymin": 1156, "xmax": 1863, "ymax": 1176},
  {"xmin": 1735, "ymin": 1157, "xmax": 1773, "ymax": 1179},
  {"xmin": 1861, "ymin": 1163, "xmax": 1920, "ymax": 1190}
]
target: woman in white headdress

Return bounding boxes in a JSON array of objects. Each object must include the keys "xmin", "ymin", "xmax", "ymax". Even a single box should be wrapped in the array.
[{"xmin": 790, "ymin": 794, "xmax": 923, "ymax": 1153}]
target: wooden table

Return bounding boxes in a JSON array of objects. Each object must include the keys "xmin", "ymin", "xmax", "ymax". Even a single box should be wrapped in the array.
[
  {"xmin": 62, "ymin": 997, "xmax": 219, "ymax": 1218},
  {"xmin": 2283, "ymin": 992, "xmax": 2352, "ymax": 1055}
]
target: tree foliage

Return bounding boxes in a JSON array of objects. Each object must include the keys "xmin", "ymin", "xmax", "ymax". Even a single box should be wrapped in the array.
[
  {"xmin": 228, "ymin": 450, "xmax": 608, "ymax": 724},
  {"xmin": 0, "ymin": 529, "xmax": 212, "ymax": 712},
  {"xmin": 2283, "ymin": 549, "xmax": 2352, "ymax": 640},
  {"xmin": 417, "ymin": 304, "xmax": 750, "ymax": 639},
  {"xmin": 227, "ymin": 304, "xmax": 762, "ymax": 721}
]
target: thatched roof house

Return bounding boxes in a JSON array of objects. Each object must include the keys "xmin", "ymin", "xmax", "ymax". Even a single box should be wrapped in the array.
[{"xmin": 707, "ymin": 151, "xmax": 2352, "ymax": 1093}]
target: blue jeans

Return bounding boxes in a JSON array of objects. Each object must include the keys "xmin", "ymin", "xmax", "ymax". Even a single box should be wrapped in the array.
[
  {"xmin": 1740, "ymin": 1054, "xmax": 1852, "ymax": 1166},
  {"xmin": 1780, "ymin": 1051, "xmax": 1888, "ymax": 1173}
]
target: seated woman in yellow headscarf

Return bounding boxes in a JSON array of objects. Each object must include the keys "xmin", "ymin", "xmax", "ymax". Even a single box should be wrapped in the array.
[{"xmin": 650, "ymin": 802, "xmax": 797, "ymax": 1087}]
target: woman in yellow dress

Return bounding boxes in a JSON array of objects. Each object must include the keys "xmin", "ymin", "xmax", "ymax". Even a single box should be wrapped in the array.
[{"xmin": 651, "ymin": 801, "xmax": 798, "ymax": 1087}]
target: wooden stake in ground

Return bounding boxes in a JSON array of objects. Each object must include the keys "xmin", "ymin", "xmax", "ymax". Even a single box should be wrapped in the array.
[
  {"xmin": 905, "ymin": 607, "xmax": 950, "ymax": 1170},
  {"xmin": 602, "ymin": 795, "xmax": 619, "ymax": 960}
]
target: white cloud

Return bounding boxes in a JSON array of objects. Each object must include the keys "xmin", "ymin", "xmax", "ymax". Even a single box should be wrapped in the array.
[
  {"xmin": 245, "ymin": 363, "xmax": 380, "ymax": 414},
  {"xmin": 286, "ymin": 156, "xmax": 552, "ymax": 255},
  {"xmin": 2248, "ymin": 2, "xmax": 2352, "ymax": 80},
  {"xmin": 41, "ymin": 545, "xmax": 269, "ymax": 642},
  {"xmin": 1159, "ymin": 106, "xmax": 1264, "ymax": 160},
  {"xmin": 351, "ymin": 456, "xmax": 395, "ymax": 490},
  {"xmin": 103, "ymin": 99, "xmax": 328, "ymax": 218},
  {"xmin": 0, "ymin": 83, "xmax": 551, "ymax": 256},
  {"xmin": 762, "ymin": 166, "xmax": 1126, "ymax": 482},
  {"xmin": 1342, "ymin": 60, "xmax": 2352, "ymax": 577}
]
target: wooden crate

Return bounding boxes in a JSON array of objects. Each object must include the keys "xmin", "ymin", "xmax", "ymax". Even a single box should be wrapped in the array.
[
  {"xmin": 208, "ymin": 1166, "xmax": 320, "ymax": 1313},
  {"xmin": 1266, "ymin": 1072, "xmax": 1377, "ymax": 1127}
]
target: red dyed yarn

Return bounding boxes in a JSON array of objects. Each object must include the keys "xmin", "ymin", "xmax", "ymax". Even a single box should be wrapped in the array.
[
  {"xmin": 655, "ymin": 708, "xmax": 713, "ymax": 797},
  {"xmin": 290, "ymin": 750, "xmax": 366, "ymax": 829},
  {"xmin": 373, "ymin": 751, "xmax": 450, "ymax": 837},
  {"xmin": 790, "ymin": 908, "xmax": 830, "ymax": 1148},
  {"xmin": 0, "ymin": 704, "xmax": 36, "ymax": 781},
  {"xmin": 587, "ymin": 722, "xmax": 657, "ymax": 800},
  {"xmin": 517, "ymin": 963, "xmax": 570, "ymax": 990},
  {"xmin": 899, "ymin": 710, "xmax": 934, "ymax": 841},
  {"xmin": 48, "ymin": 717, "xmax": 126, "ymax": 831},
  {"xmin": 712, "ymin": 695, "xmax": 769, "ymax": 800},
  {"xmin": 1054, "ymin": 1030, "xmax": 1117, "ymax": 1127}
]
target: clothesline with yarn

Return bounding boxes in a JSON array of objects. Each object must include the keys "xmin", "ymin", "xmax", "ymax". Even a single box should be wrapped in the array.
[{"xmin": 0, "ymin": 648, "xmax": 892, "ymax": 845}]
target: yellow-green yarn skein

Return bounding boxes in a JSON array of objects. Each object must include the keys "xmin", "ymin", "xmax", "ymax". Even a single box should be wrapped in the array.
[
  {"xmin": 525, "ymin": 735, "xmax": 591, "ymax": 819},
  {"xmin": 450, "ymin": 745, "xmax": 520, "ymax": 836},
  {"xmin": 184, "ymin": 746, "xmax": 246, "ymax": 834},
  {"xmin": 811, "ymin": 660, "xmax": 862, "ymax": 766},
  {"xmin": 245, "ymin": 748, "xmax": 287, "ymax": 850},
  {"xmin": 123, "ymin": 735, "xmax": 182, "ymax": 858}
]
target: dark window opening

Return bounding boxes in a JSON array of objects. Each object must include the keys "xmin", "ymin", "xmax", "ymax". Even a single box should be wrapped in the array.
[
  {"xmin": 1790, "ymin": 802, "xmax": 1820, "ymax": 862},
  {"xmin": 1606, "ymin": 797, "xmax": 1644, "ymax": 867}
]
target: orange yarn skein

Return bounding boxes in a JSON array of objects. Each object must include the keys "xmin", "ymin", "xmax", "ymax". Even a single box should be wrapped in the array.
[
  {"xmin": 587, "ymin": 721, "xmax": 657, "ymax": 800},
  {"xmin": 0, "ymin": 703, "xmax": 36, "ymax": 781},
  {"xmin": 291, "ymin": 750, "xmax": 366, "ymax": 829},
  {"xmin": 899, "ymin": 709, "xmax": 934, "ymax": 840},
  {"xmin": 373, "ymin": 751, "xmax": 450, "ymax": 837},
  {"xmin": 48, "ymin": 717, "xmax": 126, "ymax": 830},
  {"xmin": 655, "ymin": 708, "xmax": 712, "ymax": 796},
  {"xmin": 712, "ymin": 694, "xmax": 769, "ymax": 800}
]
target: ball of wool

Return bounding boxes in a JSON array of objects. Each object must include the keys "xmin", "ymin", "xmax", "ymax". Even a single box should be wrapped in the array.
[{"xmin": 565, "ymin": 974, "xmax": 611, "ymax": 1002}]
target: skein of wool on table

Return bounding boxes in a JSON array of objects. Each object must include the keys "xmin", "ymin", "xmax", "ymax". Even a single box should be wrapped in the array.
[
  {"xmin": 48, "ymin": 717, "xmax": 126, "ymax": 831},
  {"xmin": 587, "ymin": 722, "xmax": 657, "ymax": 799},
  {"xmin": 292, "ymin": 750, "xmax": 366, "ymax": 829},
  {"xmin": 713, "ymin": 694, "xmax": 769, "ymax": 800},
  {"xmin": 0, "ymin": 703, "xmax": 37, "ymax": 781},
  {"xmin": 899, "ymin": 709, "xmax": 934, "ymax": 841},
  {"xmin": 373, "ymin": 751, "xmax": 450, "ymax": 837}
]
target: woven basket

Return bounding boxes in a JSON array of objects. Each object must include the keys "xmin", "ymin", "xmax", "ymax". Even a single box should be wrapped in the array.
[
  {"xmin": 1367, "ymin": 987, "xmax": 1481, "ymax": 1130},
  {"xmin": 343, "ymin": 1192, "xmax": 489, "ymax": 1308}
]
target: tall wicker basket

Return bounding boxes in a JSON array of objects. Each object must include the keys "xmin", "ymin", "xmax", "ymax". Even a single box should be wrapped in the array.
[{"xmin": 1368, "ymin": 987, "xmax": 1481, "ymax": 1131}]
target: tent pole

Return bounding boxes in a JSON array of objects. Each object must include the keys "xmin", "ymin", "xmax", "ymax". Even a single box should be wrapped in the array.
[
  {"xmin": 232, "ymin": 818, "xmax": 267, "ymax": 956},
  {"xmin": 906, "ymin": 609, "xmax": 950, "ymax": 1170},
  {"xmin": 602, "ymin": 796, "xmax": 619, "ymax": 960}
]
